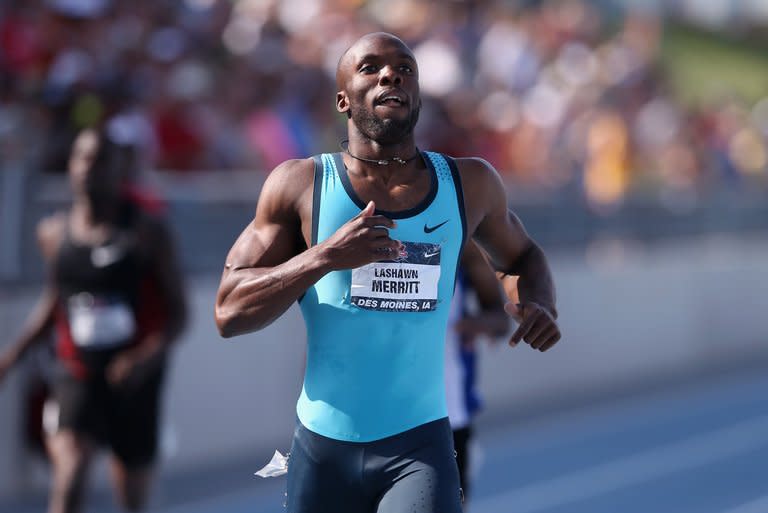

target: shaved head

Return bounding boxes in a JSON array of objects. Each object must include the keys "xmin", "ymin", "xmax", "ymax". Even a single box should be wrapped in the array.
[
  {"xmin": 336, "ymin": 32, "xmax": 415, "ymax": 89},
  {"xmin": 334, "ymin": 31, "xmax": 420, "ymax": 145}
]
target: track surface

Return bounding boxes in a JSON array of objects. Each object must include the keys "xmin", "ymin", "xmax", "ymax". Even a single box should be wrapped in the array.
[{"xmin": 7, "ymin": 366, "xmax": 768, "ymax": 513}]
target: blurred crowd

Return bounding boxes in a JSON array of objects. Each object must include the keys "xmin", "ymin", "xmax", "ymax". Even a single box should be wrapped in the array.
[{"xmin": 1, "ymin": 0, "xmax": 768, "ymax": 209}]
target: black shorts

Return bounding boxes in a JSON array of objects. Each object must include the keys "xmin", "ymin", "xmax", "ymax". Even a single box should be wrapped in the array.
[
  {"xmin": 47, "ymin": 365, "xmax": 164, "ymax": 468},
  {"xmin": 452, "ymin": 426, "xmax": 473, "ymax": 501},
  {"xmin": 286, "ymin": 417, "xmax": 463, "ymax": 513}
]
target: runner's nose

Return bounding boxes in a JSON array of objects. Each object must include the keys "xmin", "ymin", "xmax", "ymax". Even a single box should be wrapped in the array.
[{"xmin": 379, "ymin": 65, "xmax": 402, "ymax": 86}]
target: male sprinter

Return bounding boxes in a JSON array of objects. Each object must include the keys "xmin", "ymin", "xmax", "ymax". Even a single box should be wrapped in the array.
[{"xmin": 215, "ymin": 32, "xmax": 561, "ymax": 513}]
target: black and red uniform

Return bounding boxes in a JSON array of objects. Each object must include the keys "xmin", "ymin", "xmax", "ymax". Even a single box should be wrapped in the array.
[{"xmin": 49, "ymin": 201, "xmax": 166, "ymax": 467}]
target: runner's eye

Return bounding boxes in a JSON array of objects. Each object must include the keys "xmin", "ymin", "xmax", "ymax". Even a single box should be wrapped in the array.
[{"xmin": 360, "ymin": 64, "xmax": 378, "ymax": 74}]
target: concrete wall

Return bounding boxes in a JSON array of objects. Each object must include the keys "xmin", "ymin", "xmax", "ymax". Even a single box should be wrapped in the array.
[
  {"xmin": 1, "ymin": 235, "xmax": 767, "ymax": 500},
  {"xmin": 478, "ymin": 235, "xmax": 768, "ymax": 419}
]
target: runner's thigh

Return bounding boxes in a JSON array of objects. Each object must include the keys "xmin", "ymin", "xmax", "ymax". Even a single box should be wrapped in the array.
[
  {"xmin": 286, "ymin": 421, "xmax": 368, "ymax": 513},
  {"xmin": 375, "ymin": 420, "xmax": 463, "ymax": 513}
]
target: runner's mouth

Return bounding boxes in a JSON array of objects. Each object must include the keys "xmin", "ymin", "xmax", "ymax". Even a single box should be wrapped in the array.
[{"xmin": 375, "ymin": 91, "xmax": 408, "ymax": 107}]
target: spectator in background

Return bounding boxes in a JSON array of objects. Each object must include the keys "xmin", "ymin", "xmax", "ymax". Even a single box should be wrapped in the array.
[
  {"xmin": 1, "ymin": 0, "xmax": 766, "ymax": 202},
  {"xmin": 0, "ymin": 127, "xmax": 187, "ymax": 513},
  {"xmin": 445, "ymin": 241, "xmax": 510, "ymax": 509}
]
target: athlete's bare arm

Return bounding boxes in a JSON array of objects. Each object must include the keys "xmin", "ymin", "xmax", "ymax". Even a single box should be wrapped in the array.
[
  {"xmin": 0, "ymin": 215, "xmax": 64, "ymax": 384},
  {"xmin": 453, "ymin": 241, "xmax": 509, "ymax": 341},
  {"xmin": 215, "ymin": 159, "xmax": 402, "ymax": 338},
  {"xmin": 457, "ymin": 158, "xmax": 561, "ymax": 351}
]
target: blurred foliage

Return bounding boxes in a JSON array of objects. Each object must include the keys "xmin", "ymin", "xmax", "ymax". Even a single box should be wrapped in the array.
[{"xmin": 662, "ymin": 23, "xmax": 768, "ymax": 106}]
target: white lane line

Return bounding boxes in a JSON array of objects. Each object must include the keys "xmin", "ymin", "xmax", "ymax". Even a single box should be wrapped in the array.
[
  {"xmin": 719, "ymin": 494, "xmax": 768, "ymax": 513},
  {"xmin": 473, "ymin": 414, "xmax": 768, "ymax": 513}
]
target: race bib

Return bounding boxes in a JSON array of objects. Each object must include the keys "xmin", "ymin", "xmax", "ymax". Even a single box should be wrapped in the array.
[
  {"xmin": 67, "ymin": 292, "xmax": 136, "ymax": 349},
  {"xmin": 351, "ymin": 241, "xmax": 441, "ymax": 312}
]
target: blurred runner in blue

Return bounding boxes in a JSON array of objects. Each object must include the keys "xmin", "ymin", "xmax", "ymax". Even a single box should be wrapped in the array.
[{"xmin": 445, "ymin": 241, "xmax": 510, "ymax": 509}]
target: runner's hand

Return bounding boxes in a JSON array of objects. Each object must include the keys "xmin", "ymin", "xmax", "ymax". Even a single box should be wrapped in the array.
[
  {"xmin": 506, "ymin": 302, "xmax": 561, "ymax": 352},
  {"xmin": 319, "ymin": 201, "xmax": 403, "ymax": 270},
  {"xmin": 106, "ymin": 351, "xmax": 139, "ymax": 385}
]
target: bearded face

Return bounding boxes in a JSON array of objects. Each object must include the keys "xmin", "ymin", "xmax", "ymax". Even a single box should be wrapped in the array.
[
  {"xmin": 336, "ymin": 33, "xmax": 422, "ymax": 146},
  {"xmin": 349, "ymin": 98, "xmax": 421, "ymax": 145}
]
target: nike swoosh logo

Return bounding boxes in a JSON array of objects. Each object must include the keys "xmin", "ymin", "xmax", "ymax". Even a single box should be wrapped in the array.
[
  {"xmin": 424, "ymin": 251, "xmax": 440, "ymax": 258},
  {"xmin": 423, "ymin": 220, "xmax": 449, "ymax": 233},
  {"xmin": 91, "ymin": 245, "xmax": 124, "ymax": 268}
]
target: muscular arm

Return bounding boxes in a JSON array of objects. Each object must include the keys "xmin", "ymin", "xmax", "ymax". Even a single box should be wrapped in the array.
[
  {"xmin": 215, "ymin": 159, "xmax": 401, "ymax": 337},
  {"xmin": 453, "ymin": 241, "xmax": 509, "ymax": 339},
  {"xmin": 458, "ymin": 158, "xmax": 560, "ymax": 351},
  {"xmin": 216, "ymin": 232, "xmax": 332, "ymax": 337},
  {"xmin": 494, "ymin": 212, "xmax": 557, "ymax": 318},
  {"xmin": 215, "ymin": 159, "xmax": 326, "ymax": 337}
]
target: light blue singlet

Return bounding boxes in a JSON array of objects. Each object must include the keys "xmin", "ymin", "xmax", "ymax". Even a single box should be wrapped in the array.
[{"xmin": 297, "ymin": 151, "xmax": 466, "ymax": 442}]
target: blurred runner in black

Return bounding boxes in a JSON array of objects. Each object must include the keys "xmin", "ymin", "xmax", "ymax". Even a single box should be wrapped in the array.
[{"xmin": 0, "ymin": 127, "xmax": 187, "ymax": 513}]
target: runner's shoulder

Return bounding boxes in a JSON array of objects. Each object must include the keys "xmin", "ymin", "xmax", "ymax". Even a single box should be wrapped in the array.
[
  {"xmin": 452, "ymin": 157, "xmax": 503, "ymax": 194},
  {"xmin": 452, "ymin": 156, "xmax": 497, "ymax": 176},
  {"xmin": 264, "ymin": 158, "xmax": 315, "ymax": 193},
  {"xmin": 259, "ymin": 157, "xmax": 316, "ymax": 212},
  {"xmin": 36, "ymin": 211, "xmax": 68, "ymax": 259}
]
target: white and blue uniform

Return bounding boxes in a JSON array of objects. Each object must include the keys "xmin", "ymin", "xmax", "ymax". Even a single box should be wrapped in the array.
[
  {"xmin": 444, "ymin": 270, "xmax": 482, "ymax": 431},
  {"xmin": 444, "ymin": 269, "xmax": 483, "ymax": 501},
  {"xmin": 286, "ymin": 152, "xmax": 466, "ymax": 513}
]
